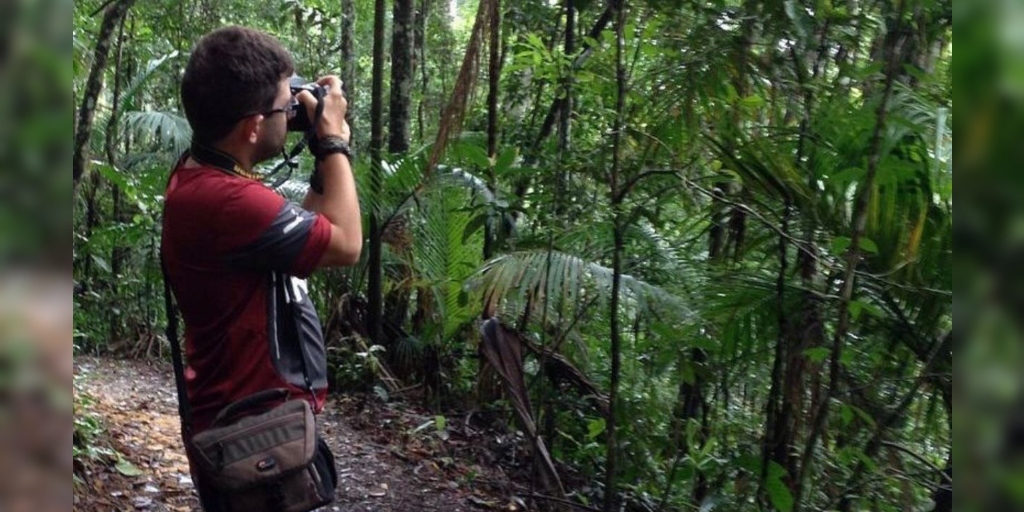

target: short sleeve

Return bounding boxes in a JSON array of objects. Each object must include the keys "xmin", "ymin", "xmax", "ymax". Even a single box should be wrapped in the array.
[{"xmin": 219, "ymin": 181, "xmax": 332, "ymax": 278}]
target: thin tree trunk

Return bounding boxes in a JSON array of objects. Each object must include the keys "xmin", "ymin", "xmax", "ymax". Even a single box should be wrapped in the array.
[
  {"xmin": 554, "ymin": 0, "xmax": 574, "ymax": 216},
  {"xmin": 103, "ymin": 16, "xmax": 126, "ymax": 169},
  {"xmin": 73, "ymin": 0, "xmax": 136, "ymax": 191},
  {"xmin": 368, "ymin": 0, "xmax": 386, "ymax": 345},
  {"xmin": 666, "ymin": 179, "xmax": 718, "ymax": 506},
  {"xmin": 107, "ymin": 15, "xmax": 128, "ymax": 344},
  {"xmin": 80, "ymin": 171, "xmax": 103, "ymax": 293},
  {"xmin": 484, "ymin": 0, "xmax": 501, "ymax": 261},
  {"xmin": 390, "ymin": 0, "xmax": 414, "ymax": 154},
  {"xmin": 932, "ymin": 453, "xmax": 952, "ymax": 512},
  {"xmin": 341, "ymin": 0, "xmax": 355, "ymax": 129},
  {"xmin": 560, "ymin": 0, "xmax": 574, "ymax": 151},
  {"xmin": 603, "ymin": 1, "xmax": 626, "ymax": 510},
  {"xmin": 761, "ymin": 199, "xmax": 792, "ymax": 509},
  {"xmin": 415, "ymin": 0, "xmax": 429, "ymax": 144}
]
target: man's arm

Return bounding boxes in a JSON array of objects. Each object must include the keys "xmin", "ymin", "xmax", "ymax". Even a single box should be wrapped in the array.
[
  {"xmin": 302, "ymin": 153, "xmax": 361, "ymax": 266},
  {"xmin": 297, "ymin": 76, "xmax": 362, "ymax": 267}
]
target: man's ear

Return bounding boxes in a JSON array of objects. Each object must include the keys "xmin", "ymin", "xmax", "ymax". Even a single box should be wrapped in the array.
[{"xmin": 243, "ymin": 115, "xmax": 263, "ymax": 144}]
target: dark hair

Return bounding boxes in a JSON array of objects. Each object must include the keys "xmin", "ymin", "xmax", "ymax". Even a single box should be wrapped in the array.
[{"xmin": 181, "ymin": 26, "xmax": 294, "ymax": 144}]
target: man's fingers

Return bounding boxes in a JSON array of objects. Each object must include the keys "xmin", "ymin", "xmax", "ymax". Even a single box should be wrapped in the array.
[
  {"xmin": 295, "ymin": 89, "xmax": 316, "ymax": 106},
  {"xmin": 316, "ymin": 75, "xmax": 342, "ymax": 91}
]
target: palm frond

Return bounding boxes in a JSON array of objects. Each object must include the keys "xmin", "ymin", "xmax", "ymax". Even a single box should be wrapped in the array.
[
  {"xmin": 119, "ymin": 51, "xmax": 181, "ymax": 113},
  {"xmin": 470, "ymin": 249, "xmax": 694, "ymax": 325},
  {"xmin": 411, "ymin": 181, "xmax": 483, "ymax": 344},
  {"xmin": 704, "ymin": 132, "xmax": 814, "ymax": 207},
  {"xmin": 123, "ymin": 110, "xmax": 192, "ymax": 164}
]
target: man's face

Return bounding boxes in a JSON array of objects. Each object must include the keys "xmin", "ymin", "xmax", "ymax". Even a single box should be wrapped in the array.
[{"xmin": 253, "ymin": 77, "xmax": 294, "ymax": 163}]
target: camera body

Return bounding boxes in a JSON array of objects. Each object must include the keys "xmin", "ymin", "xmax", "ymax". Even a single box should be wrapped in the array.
[{"xmin": 287, "ymin": 76, "xmax": 328, "ymax": 132}]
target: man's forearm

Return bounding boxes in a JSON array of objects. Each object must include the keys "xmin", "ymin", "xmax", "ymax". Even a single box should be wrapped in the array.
[{"xmin": 305, "ymin": 155, "xmax": 362, "ymax": 245}]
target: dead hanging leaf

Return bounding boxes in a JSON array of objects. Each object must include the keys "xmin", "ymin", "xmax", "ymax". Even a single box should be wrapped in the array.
[{"xmin": 115, "ymin": 459, "xmax": 144, "ymax": 477}]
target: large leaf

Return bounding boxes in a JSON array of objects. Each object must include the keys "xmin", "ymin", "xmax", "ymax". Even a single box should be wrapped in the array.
[
  {"xmin": 123, "ymin": 110, "xmax": 192, "ymax": 162},
  {"xmin": 469, "ymin": 249, "xmax": 693, "ymax": 325},
  {"xmin": 410, "ymin": 179, "xmax": 483, "ymax": 344},
  {"xmin": 119, "ymin": 51, "xmax": 181, "ymax": 114}
]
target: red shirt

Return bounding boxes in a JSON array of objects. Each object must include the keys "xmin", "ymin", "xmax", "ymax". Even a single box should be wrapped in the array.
[{"xmin": 161, "ymin": 162, "xmax": 332, "ymax": 433}]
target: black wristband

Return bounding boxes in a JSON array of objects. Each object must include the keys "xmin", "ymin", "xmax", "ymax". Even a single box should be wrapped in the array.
[{"xmin": 314, "ymin": 135, "xmax": 353, "ymax": 162}]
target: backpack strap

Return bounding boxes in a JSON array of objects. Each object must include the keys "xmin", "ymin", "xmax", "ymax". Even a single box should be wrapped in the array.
[{"xmin": 161, "ymin": 257, "xmax": 192, "ymax": 438}]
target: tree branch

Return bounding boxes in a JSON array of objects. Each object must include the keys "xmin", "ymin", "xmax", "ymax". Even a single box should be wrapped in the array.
[
  {"xmin": 73, "ymin": 0, "xmax": 137, "ymax": 191},
  {"xmin": 532, "ymin": 0, "xmax": 616, "ymax": 151}
]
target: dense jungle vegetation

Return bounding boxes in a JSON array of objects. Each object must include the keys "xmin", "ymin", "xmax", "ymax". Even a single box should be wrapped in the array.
[{"xmin": 73, "ymin": 0, "xmax": 952, "ymax": 510}]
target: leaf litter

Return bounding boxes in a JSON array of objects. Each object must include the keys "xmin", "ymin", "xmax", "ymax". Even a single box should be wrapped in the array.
[{"xmin": 73, "ymin": 356, "xmax": 535, "ymax": 511}]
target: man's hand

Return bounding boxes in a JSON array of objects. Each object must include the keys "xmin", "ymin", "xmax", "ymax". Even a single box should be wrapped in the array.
[{"xmin": 296, "ymin": 75, "xmax": 350, "ymax": 143}]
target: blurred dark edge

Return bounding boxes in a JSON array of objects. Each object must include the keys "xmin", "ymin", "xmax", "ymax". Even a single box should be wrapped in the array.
[
  {"xmin": 955, "ymin": 0, "xmax": 1024, "ymax": 511},
  {"xmin": 0, "ymin": 0, "xmax": 72, "ymax": 270},
  {"xmin": 0, "ymin": 0, "xmax": 74, "ymax": 511}
]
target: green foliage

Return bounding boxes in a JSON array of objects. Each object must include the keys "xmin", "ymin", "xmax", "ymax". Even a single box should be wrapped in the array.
[
  {"xmin": 73, "ymin": 377, "xmax": 114, "ymax": 470},
  {"xmin": 765, "ymin": 461, "xmax": 794, "ymax": 512},
  {"xmin": 411, "ymin": 176, "xmax": 482, "ymax": 344}
]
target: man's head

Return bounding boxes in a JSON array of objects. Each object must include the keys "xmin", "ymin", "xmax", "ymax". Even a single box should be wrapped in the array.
[{"xmin": 182, "ymin": 26, "xmax": 295, "ymax": 159}]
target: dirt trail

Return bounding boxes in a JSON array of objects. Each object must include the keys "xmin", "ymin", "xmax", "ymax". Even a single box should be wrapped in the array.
[{"xmin": 74, "ymin": 357, "xmax": 524, "ymax": 512}]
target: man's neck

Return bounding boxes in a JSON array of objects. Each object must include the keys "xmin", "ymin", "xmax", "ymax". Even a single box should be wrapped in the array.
[
  {"xmin": 210, "ymin": 140, "xmax": 254, "ymax": 172},
  {"xmin": 187, "ymin": 140, "xmax": 254, "ymax": 175}
]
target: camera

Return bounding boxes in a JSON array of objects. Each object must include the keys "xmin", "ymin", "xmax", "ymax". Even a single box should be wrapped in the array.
[{"xmin": 287, "ymin": 75, "xmax": 328, "ymax": 132}]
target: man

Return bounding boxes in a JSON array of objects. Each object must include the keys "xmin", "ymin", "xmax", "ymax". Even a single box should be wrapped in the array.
[{"xmin": 160, "ymin": 26, "xmax": 361, "ymax": 509}]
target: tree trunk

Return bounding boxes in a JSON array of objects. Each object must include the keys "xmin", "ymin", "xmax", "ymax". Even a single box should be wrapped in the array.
[
  {"xmin": 72, "ymin": 0, "xmax": 137, "ymax": 192},
  {"xmin": 368, "ymin": 0, "xmax": 386, "ymax": 345},
  {"xmin": 554, "ymin": 0, "xmax": 574, "ymax": 218},
  {"xmin": 106, "ymin": 16, "xmax": 128, "ymax": 344},
  {"xmin": 80, "ymin": 172, "xmax": 103, "ymax": 293},
  {"xmin": 389, "ymin": 0, "xmax": 414, "ymax": 154},
  {"xmin": 602, "ymin": 2, "xmax": 626, "ymax": 511},
  {"xmin": 383, "ymin": 0, "xmax": 417, "ymax": 365},
  {"xmin": 341, "ymin": 0, "xmax": 355, "ymax": 129},
  {"xmin": 415, "ymin": 0, "xmax": 429, "ymax": 144},
  {"xmin": 932, "ymin": 453, "xmax": 952, "ymax": 512},
  {"xmin": 425, "ymin": 0, "xmax": 492, "ymax": 173},
  {"xmin": 558, "ymin": 0, "xmax": 574, "ymax": 155},
  {"xmin": 483, "ymin": 0, "xmax": 501, "ymax": 261}
]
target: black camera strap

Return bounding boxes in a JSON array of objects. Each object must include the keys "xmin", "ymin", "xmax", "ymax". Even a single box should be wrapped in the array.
[
  {"xmin": 189, "ymin": 142, "xmax": 260, "ymax": 181},
  {"xmin": 266, "ymin": 100, "xmax": 325, "ymax": 189}
]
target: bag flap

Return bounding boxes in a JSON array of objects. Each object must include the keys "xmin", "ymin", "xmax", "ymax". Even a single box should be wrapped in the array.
[{"xmin": 191, "ymin": 399, "xmax": 316, "ymax": 490}]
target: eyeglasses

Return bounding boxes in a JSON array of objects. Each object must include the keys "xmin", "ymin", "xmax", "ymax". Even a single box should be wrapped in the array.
[{"xmin": 260, "ymin": 98, "xmax": 300, "ymax": 120}]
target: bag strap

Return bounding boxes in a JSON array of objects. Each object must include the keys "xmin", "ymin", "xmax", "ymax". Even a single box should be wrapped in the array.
[
  {"xmin": 161, "ymin": 257, "xmax": 192, "ymax": 438},
  {"xmin": 211, "ymin": 388, "xmax": 292, "ymax": 427},
  {"xmin": 280, "ymin": 273, "xmax": 317, "ymax": 402}
]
